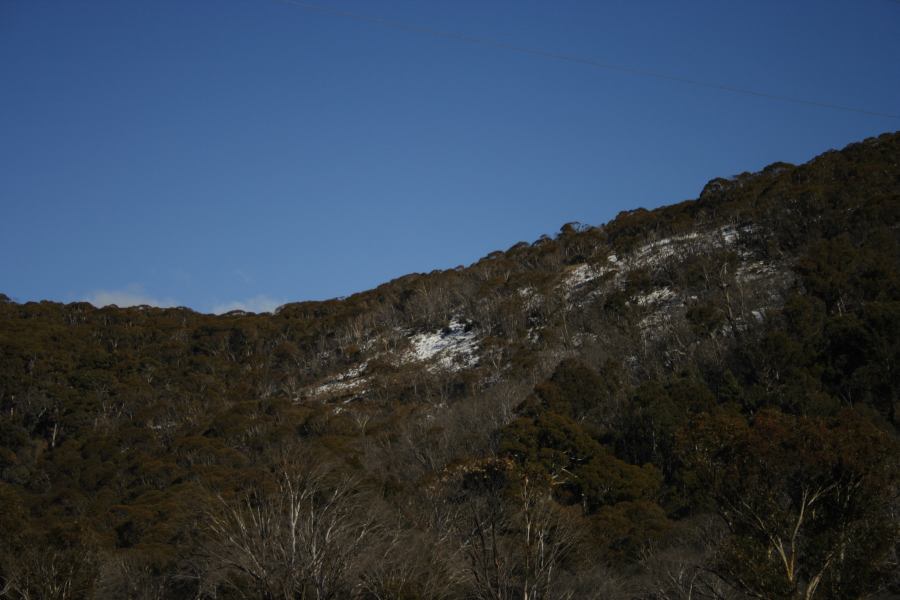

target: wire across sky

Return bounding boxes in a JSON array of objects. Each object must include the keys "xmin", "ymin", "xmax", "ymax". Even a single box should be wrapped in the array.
[{"xmin": 277, "ymin": 0, "xmax": 900, "ymax": 121}]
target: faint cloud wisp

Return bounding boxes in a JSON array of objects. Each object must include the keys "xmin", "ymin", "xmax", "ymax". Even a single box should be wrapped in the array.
[
  {"xmin": 86, "ymin": 284, "xmax": 177, "ymax": 308},
  {"xmin": 85, "ymin": 286, "xmax": 284, "ymax": 314},
  {"xmin": 211, "ymin": 295, "xmax": 284, "ymax": 315}
]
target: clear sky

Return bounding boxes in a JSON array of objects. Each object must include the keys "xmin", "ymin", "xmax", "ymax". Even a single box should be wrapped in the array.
[{"xmin": 2, "ymin": 0, "xmax": 899, "ymax": 313}]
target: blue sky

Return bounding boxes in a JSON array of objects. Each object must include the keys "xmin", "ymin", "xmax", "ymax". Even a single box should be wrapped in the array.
[{"xmin": 2, "ymin": 0, "xmax": 898, "ymax": 313}]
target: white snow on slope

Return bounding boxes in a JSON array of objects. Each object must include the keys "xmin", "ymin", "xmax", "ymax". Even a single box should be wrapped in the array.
[
  {"xmin": 562, "ymin": 263, "xmax": 610, "ymax": 294},
  {"xmin": 564, "ymin": 224, "xmax": 751, "ymax": 299},
  {"xmin": 720, "ymin": 226, "xmax": 738, "ymax": 245},
  {"xmin": 632, "ymin": 225, "xmax": 745, "ymax": 266},
  {"xmin": 635, "ymin": 287, "xmax": 675, "ymax": 306},
  {"xmin": 635, "ymin": 232, "xmax": 701, "ymax": 262},
  {"xmin": 736, "ymin": 261, "xmax": 778, "ymax": 283},
  {"xmin": 313, "ymin": 362, "xmax": 368, "ymax": 396},
  {"xmin": 405, "ymin": 318, "xmax": 479, "ymax": 371},
  {"xmin": 517, "ymin": 286, "xmax": 542, "ymax": 311}
]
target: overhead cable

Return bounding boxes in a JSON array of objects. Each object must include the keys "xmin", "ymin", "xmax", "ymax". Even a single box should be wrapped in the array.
[{"xmin": 275, "ymin": 0, "xmax": 900, "ymax": 121}]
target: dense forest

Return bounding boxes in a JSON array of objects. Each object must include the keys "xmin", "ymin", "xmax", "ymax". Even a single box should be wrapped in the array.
[{"xmin": 1, "ymin": 132, "xmax": 899, "ymax": 599}]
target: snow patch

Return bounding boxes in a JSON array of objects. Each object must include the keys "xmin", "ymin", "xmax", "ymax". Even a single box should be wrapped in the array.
[
  {"xmin": 736, "ymin": 261, "xmax": 778, "ymax": 283},
  {"xmin": 517, "ymin": 286, "xmax": 542, "ymax": 311},
  {"xmin": 634, "ymin": 287, "xmax": 675, "ymax": 307},
  {"xmin": 405, "ymin": 318, "xmax": 479, "ymax": 371},
  {"xmin": 635, "ymin": 233, "xmax": 701, "ymax": 262},
  {"xmin": 562, "ymin": 264, "xmax": 608, "ymax": 293},
  {"xmin": 313, "ymin": 362, "xmax": 368, "ymax": 396},
  {"xmin": 720, "ymin": 226, "xmax": 738, "ymax": 245}
]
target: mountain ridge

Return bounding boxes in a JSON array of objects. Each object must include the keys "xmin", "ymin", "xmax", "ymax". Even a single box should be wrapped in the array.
[
  {"xmin": 9, "ymin": 132, "xmax": 894, "ymax": 317},
  {"xmin": 0, "ymin": 130, "xmax": 898, "ymax": 599}
]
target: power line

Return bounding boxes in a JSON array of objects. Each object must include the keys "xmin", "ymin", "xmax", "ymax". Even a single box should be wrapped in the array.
[{"xmin": 275, "ymin": 0, "xmax": 900, "ymax": 121}]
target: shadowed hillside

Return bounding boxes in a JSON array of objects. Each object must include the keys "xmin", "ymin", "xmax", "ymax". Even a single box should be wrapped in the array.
[{"xmin": 1, "ymin": 132, "xmax": 899, "ymax": 599}]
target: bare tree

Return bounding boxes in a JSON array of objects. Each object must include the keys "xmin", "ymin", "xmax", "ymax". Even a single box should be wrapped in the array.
[
  {"xmin": 447, "ymin": 460, "xmax": 580, "ymax": 600},
  {"xmin": 358, "ymin": 526, "xmax": 466, "ymax": 600},
  {"xmin": 638, "ymin": 515, "xmax": 735, "ymax": 600},
  {"xmin": 515, "ymin": 476, "xmax": 579, "ymax": 600},
  {"xmin": 94, "ymin": 553, "xmax": 170, "ymax": 600},
  {"xmin": 1, "ymin": 545, "xmax": 97, "ymax": 600},
  {"xmin": 203, "ymin": 462, "xmax": 373, "ymax": 599}
]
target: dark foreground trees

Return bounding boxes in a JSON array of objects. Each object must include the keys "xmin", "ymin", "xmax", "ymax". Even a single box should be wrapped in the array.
[{"xmin": 679, "ymin": 408, "xmax": 900, "ymax": 599}]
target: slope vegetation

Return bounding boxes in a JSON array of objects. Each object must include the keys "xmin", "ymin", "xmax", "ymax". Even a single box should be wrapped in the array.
[{"xmin": 1, "ymin": 132, "xmax": 899, "ymax": 599}]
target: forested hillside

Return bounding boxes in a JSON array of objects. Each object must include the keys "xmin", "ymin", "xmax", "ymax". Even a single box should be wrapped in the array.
[{"xmin": 1, "ymin": 132, "xmax": 899, "ymax": 599}]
